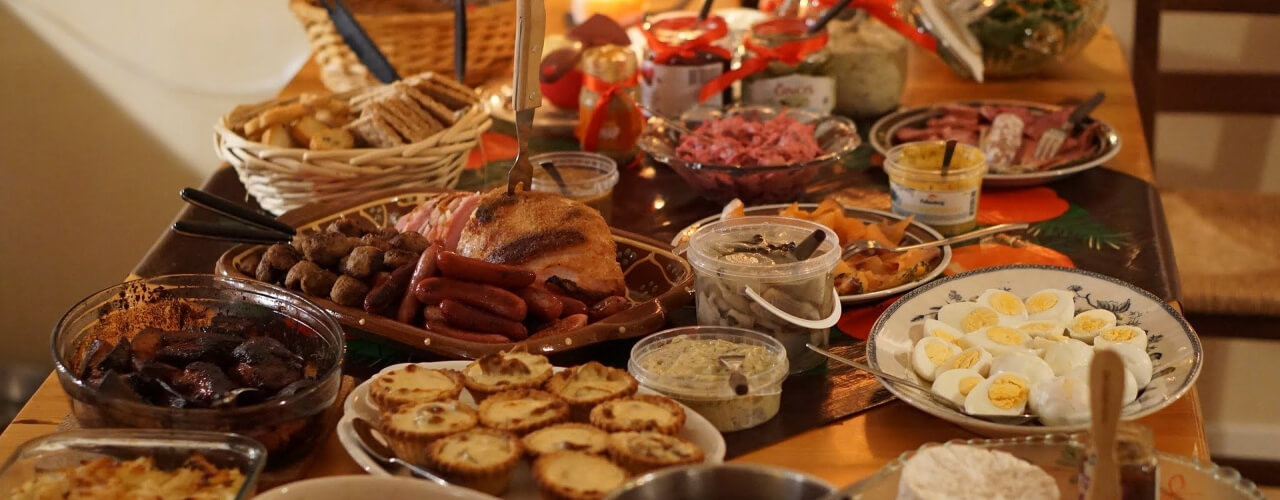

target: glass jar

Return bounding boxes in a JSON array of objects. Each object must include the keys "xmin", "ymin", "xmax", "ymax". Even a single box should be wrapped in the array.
[
  {"xmin": 884, "ymin": 141, "xmax": 988, "ymax": 236},
  {"xmin": 686, "ymin": 216, "xmax": 841, "ymax": 373},
  {"xmin": 740, "ymin": 18, "xmax": 835, "ymax": 114},
  {"xmin": 1077, "ymin": 423, "xmax": 1159, "ymax": 500},
  {"xmin": 640, "ymin": 13, "xmax": 733, "ymax": 117},
  {"xmin": 577, "ymin": 45, "xmax": 644, "ymax": 161},
  {"xmin": 827, "ymin": 12, "xmax": 909, "ymax": 118},
  {"xmin": 528, "ymin": 151, "xmax": 619, "ymax": 221}
]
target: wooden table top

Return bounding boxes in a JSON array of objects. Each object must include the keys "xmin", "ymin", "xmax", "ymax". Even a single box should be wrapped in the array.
[{"xmin": 0, "ymin": 24, "xmax": 1202, "ymax": 491}]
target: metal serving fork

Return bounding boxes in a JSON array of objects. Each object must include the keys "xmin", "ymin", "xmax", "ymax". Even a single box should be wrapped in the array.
[
  {"xmin": 841, "ymin": 223, "xmax": 1028, "ymax": 260},
  {"xmin": 1033, "ymin": 91, "xmax": 1106, "ymax": 161}
]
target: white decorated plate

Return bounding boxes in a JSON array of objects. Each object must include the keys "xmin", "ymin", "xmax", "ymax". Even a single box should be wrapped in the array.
[
  {"xmin": 672, "ymin": 204, "xmax": 951, "ymax": 305},
  {"xmin": 337, "ymin": 361, "xmax": 726, "ymax": 500},
  {"xmin": 867, "ymin": 265, "xmax": 1202, "ymax": 436}
]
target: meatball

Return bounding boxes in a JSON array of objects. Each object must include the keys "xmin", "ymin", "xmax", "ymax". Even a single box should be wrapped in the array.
[
  {"xmin": 326, "ymin": 215, "xmax": 378, "ymax": 237},
  {"xmin": 297, "ymin": 231, "xmax": 357, "ymax": 268},
  {"xmin": 284, "ymin": 261, "xmax": 323, "ymax": 290},
  {"xmin": 359, "ymin": 233, "xmax": 392, "ymax": 252},
  {"xmin": 236, "ymin": 252, "xmax": 262, "ymax": 277},
  {"xmin": 383, "ymin": 249, "xmax": 419, "ymax": 269},
  {"xmin": 329, "ymin": 275, "xmax": 370, "ymax": 307},
  {"xmin": 389, "ymin": 231, "xmax": 429, "ymax": 253},
  {"xmin": 255, "ymin": 257, "xmax": 279, "ymax": 283},
  {"xmin": 261, "ymin": 243, "xmax": 302, "ymax": 271},
  {"xmin": 340, "ymin": 246, "xmax": 383, "ymax": 280}
]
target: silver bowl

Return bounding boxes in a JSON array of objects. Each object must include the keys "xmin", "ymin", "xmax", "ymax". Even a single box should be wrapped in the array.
[{"xmin": 603, "ymin": 464, "xmax": 836, "ymax": 500}]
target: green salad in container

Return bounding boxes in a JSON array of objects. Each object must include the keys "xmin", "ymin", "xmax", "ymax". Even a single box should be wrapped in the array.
[{"xmin": 968, "ymin": 0, "xmax": 1108, "ymax": 77}]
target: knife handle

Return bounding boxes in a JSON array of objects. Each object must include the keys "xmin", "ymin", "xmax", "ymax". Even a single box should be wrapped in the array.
[
  {"xmin": 513, "ymin": 0, "xmax": 546, "ymax": 112},
  {"xmin": 1067, "ymin": 91, "xmax": 1106, "ymax": 129}
]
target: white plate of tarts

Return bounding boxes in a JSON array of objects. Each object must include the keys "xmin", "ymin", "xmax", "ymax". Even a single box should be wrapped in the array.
[
  {"xmin": 867, "ymin": 264, "xmax": 1202, "ymax": 436},
  {"xmin": 336, "ymin": 355, "xmax": 726, "ymax": 500}
]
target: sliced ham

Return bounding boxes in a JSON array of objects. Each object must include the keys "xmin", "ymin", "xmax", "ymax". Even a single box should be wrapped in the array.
[{"xmin": 676, "ymin": 114, "xmax": 822, "ymax": 166}]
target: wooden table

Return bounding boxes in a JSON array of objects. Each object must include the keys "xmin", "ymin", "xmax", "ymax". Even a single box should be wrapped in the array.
[{"xmin": 0, "ymin": 25, "xmax": 1204, "ymax": 490}]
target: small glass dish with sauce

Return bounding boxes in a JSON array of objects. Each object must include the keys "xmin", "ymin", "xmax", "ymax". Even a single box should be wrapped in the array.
[
  {"xmin": 529, "ymin": 152, "xmax": 620, "ymax": 220},
  {"xmin": 884, "ymin": 141, "xmax": 988, "ymax": 236},
  {"xmin": 628, "ymin": 326, "xmax": 789, "ymax": 432}
]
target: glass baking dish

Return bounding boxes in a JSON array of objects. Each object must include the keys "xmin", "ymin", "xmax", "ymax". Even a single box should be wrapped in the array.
[{"xmin": 0, "ymin": 429, "xmax": 266, "ymax": 499}]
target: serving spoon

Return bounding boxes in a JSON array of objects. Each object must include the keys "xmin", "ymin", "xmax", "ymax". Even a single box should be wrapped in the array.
[
  {"xmin": 841, "ymin": 222, "xmax": 1029, "ymax": 260},
  {"xmin": 352, "ymin": 417, "xmax": 452, "ymax": 487},
  {"xmin": 805, "ymin": 344, "xmax": 1036, "ymax": 426}
]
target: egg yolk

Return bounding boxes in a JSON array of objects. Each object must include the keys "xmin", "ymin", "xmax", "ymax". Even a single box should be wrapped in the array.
[
  {"xmin": 988, "ymin": 292, "xmax": 1026, "ymax": 316},
  {"xmin": 1025, "ymin": 293, "xmax": 1059, "ymax": 314},
  {"xmin": 931, "ymin": 329, "xmax": 961, "ymax": 345},
  {"xmin": 949, "ymin": 350, "xmax": 983, "ymax": 369},
  {"xmin": 1074, "ymin": 315, "xmax": 1109, "ymax": 333},
  {"xmin": 985, "ymin": 326, "xmax": 1025, "ymax": 346},
  {"xmin": 1102, "ymin": 327, "xmax": 1138, "ymax": 341},
  {"xmin": 924, "ymin": 341, "xmax": 954, "ymax": 364},
  {"xmin": 986, "ymin": 374, "xmax": 1029, "ymax": 409},
  {"xmin": 962, "ymin": 308, "xmax": 999, "ymax": 333},
  {"xmin": 959, "ymin": 377, "xmax": 982, "ymax": 396}
]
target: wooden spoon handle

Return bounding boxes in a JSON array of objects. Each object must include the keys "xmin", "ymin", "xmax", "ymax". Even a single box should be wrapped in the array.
[{"xmin": 1087, "ymin": 350, "xmax": 1126, "ymax": 500}]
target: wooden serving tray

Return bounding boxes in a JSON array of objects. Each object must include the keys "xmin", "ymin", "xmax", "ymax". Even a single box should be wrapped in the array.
[{"xmin": 215, "ymin": 188, "xmax": 694, "ymax": 359}]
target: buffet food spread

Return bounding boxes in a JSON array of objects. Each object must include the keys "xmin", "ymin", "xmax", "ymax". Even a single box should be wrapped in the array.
[{"xmin": 4, "ymin": 1, "xmax": 1265, "ymax": 499}]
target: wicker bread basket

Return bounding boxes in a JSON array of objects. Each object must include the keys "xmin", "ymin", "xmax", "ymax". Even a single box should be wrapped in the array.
[
  {"xmin": 213, "ymin": 88, "xmax": 491, "ymax": 215},
  {"xmin": 289, "ymin": 0, "xmax": 516, "ymax": 91}
]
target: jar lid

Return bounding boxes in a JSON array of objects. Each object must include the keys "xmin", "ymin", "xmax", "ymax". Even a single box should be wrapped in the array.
[
  {"xmin": 750, "ymin": 17, "xmax": 828, "ymax": 44},
  {"xmin": 645, "ymin": 15, "xmax": 729, "ymax": 45}
]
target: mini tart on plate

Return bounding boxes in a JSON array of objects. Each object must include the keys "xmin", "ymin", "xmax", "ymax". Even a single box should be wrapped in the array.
[
  {"xmin": 476, "ymin": 389, "xmax": 570, "ymax": 435},
  {"xmin": 544, "ymin": 361, "xmax": 638, "ymax": 421},
  {"xmin": 379, "ymin": 400, "xmax": 478, "ymax": 465},
  {"xmin": 369, "ymin": 364, "xmax": 464, "ymax": 409},
  {"xmin": 522, "ymin": 423, "xmax": 611, "ymax": 458},
  {"xmin": 463, "ymin": 350, "xmax": 554, "ymax": 402},
  {"xmin": 426, "ymin": 428, "xmax": 523, "ymax": 495},
  {"xmin": 607, "ymin": 431, "xmax": 705, "ymax": 475},
  {"xmin": 589, "ymin": 395, "xmax": 686, "ymax": 435},
  {"xmin": 533, "ymin": 450, "xmax": 630, "ymax": 500}
]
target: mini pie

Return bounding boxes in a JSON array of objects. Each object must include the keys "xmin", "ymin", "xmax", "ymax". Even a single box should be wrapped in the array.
[
  {"xmin": 463, "ymin": 351, "xmax": 554, "ymax": 402},
  {"xmin": 544, "ymin": 361, "xmax": 638, "ymax": 421},
  {"xmin": 521, "ymin": 423, "xmax": 611, "ymax": 458},
  {"xmin": 476, "ymin": 389, "xmax": 570, "ymax": 435},
  {"xmin": 369, "ymin": 364, "xmax": 463, "ymax": 409},
  {"xmin": 426, "ymin": 428, "xmax": 523, "ymax": 495},
  {"xmin": 607, "ymin": 431, "xmax": 705, "ymax": 475},
  {"xmin": 533, "ymin": 450, "xmax": 630, "ymax": 500},
  {"xmin": 589, "ymin": 395, "xmax": 686, "ymax": 435},
  {"xmin": 379, "ymin": 400, "xmax": 478, "ymax": 465}
]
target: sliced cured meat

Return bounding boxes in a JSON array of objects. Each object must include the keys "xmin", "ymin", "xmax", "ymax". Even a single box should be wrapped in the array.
[{"xmin": 675, "ymin": 114, "xmax": 822, "ymax": 166}]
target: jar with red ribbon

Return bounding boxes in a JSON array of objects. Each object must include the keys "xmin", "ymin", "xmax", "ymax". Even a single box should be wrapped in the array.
[
  {"xmin": 577, "ymin": 45, "xmax": 645, "ymax": 160},
  {"xmin": 700, "ymin": 17, "xmax": 835, "ymax": 114},
  {"xmin": 639, "ymin": 14, "xmax": 733, "ymax": 118}
]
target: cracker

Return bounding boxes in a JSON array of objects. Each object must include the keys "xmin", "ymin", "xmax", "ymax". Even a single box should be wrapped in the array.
[
  {"xmin": 345, "ymin": 114, "xmax": 404, "ymax": 148},
  {"xmin": 405, "ymin": 73, "xmax": 476, "ymax": 110},
  {"xmin": 369, "ymin": 98, "xmax": 441, "ymax": 143},
  {"xmin": 402, "ymin": 85, "xmax": 458, "ymax": 126}
]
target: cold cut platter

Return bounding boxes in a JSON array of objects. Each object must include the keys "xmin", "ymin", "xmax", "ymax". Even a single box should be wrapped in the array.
[{"xmin": 215, "ymin": 188, "xmax": 694, "ymax": 359}]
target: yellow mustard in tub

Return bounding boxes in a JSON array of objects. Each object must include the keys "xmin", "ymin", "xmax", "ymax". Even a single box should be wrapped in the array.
[{"xmin": 884, "ymin": 141, "xmax": 988, "ymax": 235}]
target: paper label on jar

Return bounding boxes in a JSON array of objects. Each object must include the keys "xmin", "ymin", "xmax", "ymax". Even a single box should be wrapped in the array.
[
  {"xmin": 640, "ymin": 61, "xmax": 724, "ymax": 118},
  {"xmin": 889, "ymin": 184, "xmax": 979, "ymax": 226},
  {"xmin": 743, "ymin": 75, "xmax": 835, "ymax": 114}
]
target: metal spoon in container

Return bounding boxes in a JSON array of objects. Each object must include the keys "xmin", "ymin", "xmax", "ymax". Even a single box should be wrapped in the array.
[
  {"xmin": 719, "ymin": 355, "xmax": 750, "ymax": 395},
  {"xmin": 352, "ymin": 417, "xmax": 452, "ymax": 487}
]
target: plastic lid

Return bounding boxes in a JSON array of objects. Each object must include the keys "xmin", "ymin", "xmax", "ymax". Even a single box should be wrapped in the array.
[{"xmin": 686, "ymin": 216, "xmax": 840, "ymax": 280}]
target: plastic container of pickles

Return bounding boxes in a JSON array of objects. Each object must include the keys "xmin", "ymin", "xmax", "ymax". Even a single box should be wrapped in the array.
[{"xmin": 686, "ymin": 216, "xmax": 841, "ymax": 373}]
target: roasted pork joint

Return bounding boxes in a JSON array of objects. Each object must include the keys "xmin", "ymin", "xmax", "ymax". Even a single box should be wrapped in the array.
[{"xmin": 397, "ymin": 189, "xmax": 626, "ymax": 302}]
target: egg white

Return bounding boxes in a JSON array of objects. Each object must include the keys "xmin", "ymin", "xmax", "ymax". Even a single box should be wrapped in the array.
[
  {"xmin": 937, "ymin": 347, "xmax": 993, "ymax": 376},
  {"xmin": 1030, "ymin": 376, "xmax": 1091, "ymax": 426},
  {"xmin": 1067, "ymin": 309, "xmax": 1118, "ymax": 343},
  {"xmin": 964, "ymin": 373, "xmax": 1031, "ymax": 416},
  {"xmin": 1024, "ymin": 289, "xmax": 1076, "ymax": 323},
  {"xmin": 937, "ymin": 302, "xmax": 1001, "ymax": 333},
  {"xmin": 1016, "ymin": 320, "xmax": 1067, "ymax": 338},
  {"xmin": 1043, "ymin": 338, "xmax": 1095, "ymax": 376},
  {"xmin": 912, "ymin": 337, "xmax": 962, "ymax": 382},
  {"xmin": 1067, "ymin": 364, "xmax": 1140, "ymax": 404},
  {"xmin": 1030, "ymin": 335, "xmax": 1070, "ymax": 352},
  {"xmin": 1095, "ymin": 342, "xmax": 1154, "ymax": 388},
  {"xmin": 964, "ymin": 326, "xmax": 1032, "ymax": 356},
  {"xmin": 976, "ymin": 289, "xmax": 1029, "ymax": 326},
  {"xmin": 1093, "ymin": 325, "xmax": 1148, "ymax": 351},
  {"xmin": 931, "ymin": 368, "xmax": 985, "ymax": 407},
  {"xmin": 989, "ymin": 351, "xmax": 1055, "ymax": 387},
  {"xmin": 922, "ymin": 318, "xmax": 966, "ymax": 347}
]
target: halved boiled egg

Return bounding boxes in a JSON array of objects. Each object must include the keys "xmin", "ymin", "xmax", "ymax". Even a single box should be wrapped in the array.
[
  {"xmin": 1043, "ymin": 338, "xmax": 1095, "ymax": 376},
  {"xmin": 964, "ymin": 326, "xmax": 1031, "ymax": 355},
  {"xmin": 937, "ymin": 302, "xmax": 1001, "ymax": 333},
  {"xmin": 1067, "ymin": 309, "xmax": 1117, "ymax": 343},
  {"xmin": 1024, "ymin": 289, "xmax": 1076, "ymax": 323},
  {"xmin": 976, "ymin": 289, "xmax": 1029, "ymax": 326},
  {"xmin": 1093, "ymin": 325, "xmax": 1148, "ymax": 351},
  {"xmin": 1030, "ymin": 376, "xmax": 1091, "ymax": 426},
  {"xmin": 937, "ymin": 347, "xmax": 993, "ymax": 376},
  {"xmin": 1017, "ymin": 320, "xmax": 1067, "ymax": 338},
  {"xmin": 1030, "ymin": 334, "xmax": 1071, "ymax": 351},
  {"xmin": 922, "ymin": 318, "xmax": 966, "ymax": 347},
  {"xmin": 931, "ymin": 368, "xmax": 985, "ymax": 407},
  {"xmin": 964, "ymin": 372, "xmax": 1031, "ymax": 416},
  {"xmin": 1096, "ymin": 342, "xmax": 1154, "ymax": 387},
  {"xmin": 989, "ymin": 351, "xmax": 1055, "ymax": 386},
  {"xmin": 1067, "ymin": 364, "xmax": 1140, "ymax": 404},
  {"xmin": 912, "ymin": 337, "xmax": 962, "ymax": 381}
]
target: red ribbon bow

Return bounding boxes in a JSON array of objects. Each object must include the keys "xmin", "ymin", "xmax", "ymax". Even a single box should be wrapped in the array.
[
  {"xmin": 641, "ymin": 16, "xmax": 732, "ymax": 65},
  {"xmin": 581, "ymin": 73, "xmax": 640, "ymax": 152},
  {"xmin": 697, "ymin": 19, "xmax": 829, "ymax": 103}
]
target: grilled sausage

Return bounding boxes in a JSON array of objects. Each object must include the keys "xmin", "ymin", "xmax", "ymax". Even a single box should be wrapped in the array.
[
  {"xmin": 517, "ymin": 287, "xmax": 564, "ymax": 320},
  {"xmin": 413, "ymin": 277, "xmax": 527, "ymax": 321},
  {"xmin": 424, "ymin": 307, "xmax": 512, "ymax": 344},
  {"xmin": 364, "ymin": 264, "xmax": 414, "ymax": 315},
  {"xmin": 556, "ymin": 295, "xmax": 588, "ymax": 317},
  {"xmin": 440, "ymin": 299, "xmax": 528, "ymax": 340},
  {"xmin": 437, "ymin": 251, "xmax": 536, "ymax": 289},
  {"xmin": 396, "ymin": 244, "xmax": 440, "ymax": 324},
  {"xmin": 588, "ymin": 295, "xmax": 630, "ymax": 321}
]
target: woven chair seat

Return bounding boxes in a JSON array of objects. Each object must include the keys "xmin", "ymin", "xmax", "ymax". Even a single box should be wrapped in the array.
[{"xmin": 1161, "ymin": 188, "xmax": 1280, "ymax": 316}]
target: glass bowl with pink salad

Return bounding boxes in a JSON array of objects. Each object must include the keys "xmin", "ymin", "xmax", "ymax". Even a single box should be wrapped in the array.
[{"xmin": 637, "ymin": 106, "xmax": 860, "ymax": 204}]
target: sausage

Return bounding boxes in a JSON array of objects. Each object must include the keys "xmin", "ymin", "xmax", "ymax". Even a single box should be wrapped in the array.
[
  {"xmin": 529, "ymin": 314, "xmax": 589, "ymax": 339},
  {"xmin": 437, "ymin": 251, "xmax": 536, "ymax": 289},
  {"xmin": 364, "ymin": 264, "xmax": 414, "ymax": 315},
  {"xmin": 588, "ymin": 295, "xmax": 630, "ymax": 321},
  {"xmin": 518, "ymin": 287, "xmax": 564, "ymax": 321},
  {"xmin": 414, "ymin": 278, "xmax": 527, "ymax": 321},
  {"xmin": 440, "ymin": 300, "xmax": 528, "ymax": 340},
  {"xmin": 396, "ymin": 245, "xmax": 440, "ymax": 324},
  {"xmin": 556, "ymin": 295, "xmax": 588, "ymax": 317},
  {"xmin": 424, "ymin": 307, "xmax": 512, "ymax": 344}
]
